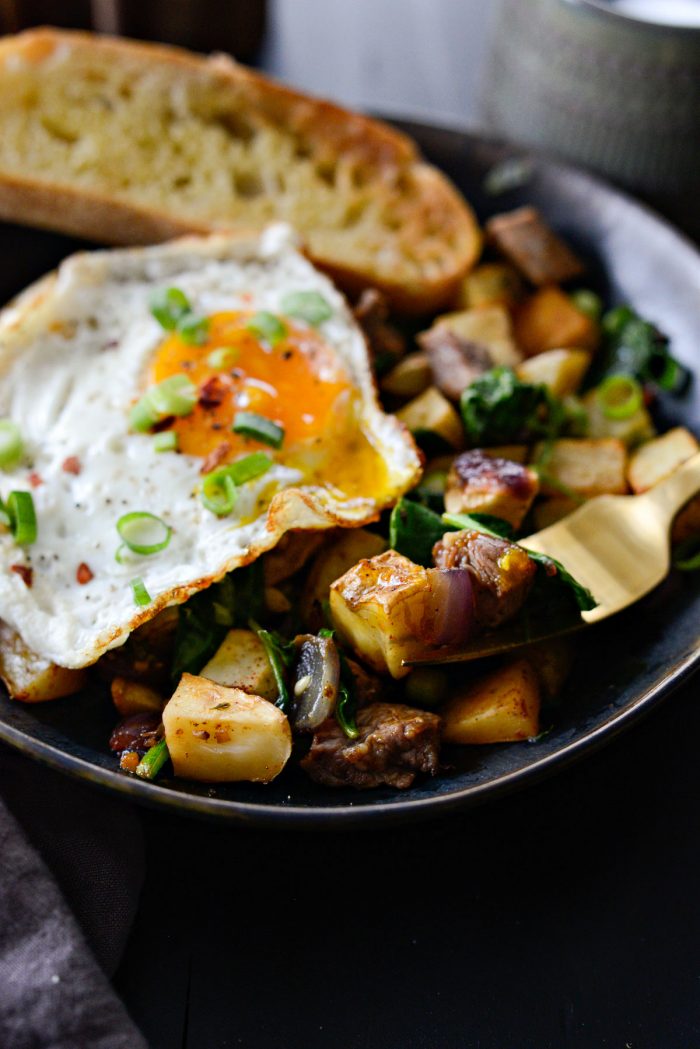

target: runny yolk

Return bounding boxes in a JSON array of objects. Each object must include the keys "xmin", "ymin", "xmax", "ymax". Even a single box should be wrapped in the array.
[{"xmin": 149, "ymin": 310, "xmax": 390, "ymax": 500}]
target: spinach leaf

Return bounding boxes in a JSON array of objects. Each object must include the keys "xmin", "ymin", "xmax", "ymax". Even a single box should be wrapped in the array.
[
  {"xmin": 590, "ymin": 306, "xmax": 690, "ymax": 394},
  {"xmin": 251, "ymin": 624, "xmax": 295, "ymax": 713},
  {"xmin": 441, "ymin": 511, "xmax": 515, "ymax": 540},
  {"xmin": 390, "ymin": 499, "xmax": 450, "ymax": 566},
  {"xmin": 460, "ymin": 367, "xmax": 567, "ymax": 445},
  {"xmin": 525, "ymin": 551, "xmax": 597, "ymax": 612}
]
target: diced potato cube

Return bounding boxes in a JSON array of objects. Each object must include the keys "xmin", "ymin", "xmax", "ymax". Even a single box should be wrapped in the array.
[
  {"xmin": 330, "ymin": 551, "xmax": 446, "ymax": 679},
  {"xmin": 163, "ymin": 674, "xmax": 291, "ymax": 783},
  {"xmin": 263, "ymin": 531, "xmax": 325, "ymax": 586},
  {"xmin": 441, "ymin": 658, "xmax": 540, "ymax": 744},
  {"xmin": 380, "ymin": 351, "xmax": 432, "ymax": 399},
  {"xmin": 514, "ymin": 286, "xmax": 599, "ymax": 357},
  {"xmin": 456, "ymin": 262, "xmax": 524, "ymax": 310},
  {"xmin": 582, "ymin": 389, "xmax": 655, "ymax": 447},
  {"xmin": 517, "ymin": 348, "xmax": 591, "ymax": 397},
  {"xmin": 0, "ymin": 622, "xmax": 87, "ymax": 702},
  {"xmin": 532, "ymin": 438, "xmax": 628, "ymax": 497},
  {"xmin": 201, "ymin": 629, "xmax": 277, "ymax": 701},
  {"xmin": 396, "ymin": 386, "xmax": 464, "ymax": 450},
  {"xmin": 301, "ymin": 528, "xmax": 388, "ymax": 631},
  {"xmin": 532, "ymin": 497, "xmax": 582, "ymax": 530},
  {"xmin": 486, "ymin": 206, "xmax": 584, "ymax": 285},
  {"xmin": 444, "ymin": 449, "xmax": 539, "ymax": 529},
  {"xmin": 627, "ymin": 427, "xmax": 699, "ymax": 494},
  {"xmin": 432, "ymin": 305, "xmax": 523, "ymax": 367},
  {"xmin": 111, "ymin": 677, "xmax": 164, "ymax": 717},
  {"xmin": 672, "ymin": 494, "xmax": 700, "ymax": 546}
]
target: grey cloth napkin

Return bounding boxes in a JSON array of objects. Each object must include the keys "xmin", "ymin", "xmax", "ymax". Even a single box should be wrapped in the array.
[{"xmin": 0, "ymin": 747, "xmax": 149, "ymax": 1049}]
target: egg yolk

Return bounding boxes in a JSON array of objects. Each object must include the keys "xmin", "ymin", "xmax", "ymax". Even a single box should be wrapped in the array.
[{"xmin": 149, "ymin": 311, "xmax": 389, "ymax": 499}]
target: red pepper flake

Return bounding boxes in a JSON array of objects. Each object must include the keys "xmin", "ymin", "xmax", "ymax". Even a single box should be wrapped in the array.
[
  {"xmin": 198, "ymin": 376, "xmax": 227, "ymax": 408},
  {"xmin": 199, "ymin": 441, "xmax": 231, "ymax": 476},
  {"xmin": 76, "ymin": 562, "xmax": 93, "ymax": 585},
  {"xmin": 10, "ymin": 564, "xmax": 32, "ymax": 587},
  {"xmin": 28, "ymin": 473, "xmax": 43, "ymax": 488},
  {"xmin": 62, "ymin": 456, "xmax": 82, "ymax": 475}
]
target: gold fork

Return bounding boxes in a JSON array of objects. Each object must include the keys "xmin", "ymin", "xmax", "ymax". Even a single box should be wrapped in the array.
[{"xmin": 409, "ymin": 451, "xmax": 700, "ymax": 664}]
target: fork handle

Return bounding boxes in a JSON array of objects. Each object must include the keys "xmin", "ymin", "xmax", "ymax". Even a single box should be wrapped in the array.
[{"xmin": 642, "ymin": 451, "xmax": 700, "ymax": 524}]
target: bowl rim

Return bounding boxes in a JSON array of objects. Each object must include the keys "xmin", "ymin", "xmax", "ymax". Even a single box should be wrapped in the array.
[{"xmin": 562, "ymin": 0, "xmax": 700, "ymax": 35}]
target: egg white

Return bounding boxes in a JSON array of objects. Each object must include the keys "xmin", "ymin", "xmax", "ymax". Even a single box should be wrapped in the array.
[{"xmin": 0, "ymin": 226, "xmax": 420, "ymax": 668}]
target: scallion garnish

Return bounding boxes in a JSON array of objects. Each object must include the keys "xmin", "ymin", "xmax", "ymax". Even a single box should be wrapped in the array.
[
  {"xmin": 227, "ymin": 452, "xmax": 272, "ymax": 485},
  {"xmin": 130, "ymin": 374, "xmax": 197, "ymax": 432},
  {"xmin": 596, "ymin": 375, "xmax": 643, "ymax": 420},
  {"xmin": 570, "ymin": 289, "xmax": 602, "ymax": 321},
  {"xmin": 150, "ymin": 287, "xmax": 191, "ymax": 331},
  {"xmin": 201, "ymin": 469, "xmax": 237, "ymax": 517},
  {"xmin": 131, "ymin": 576, "xmax": 152, "ymax": 606},
  {"xmin": 207, "ymin": 346, "xmax": 240, "ymax": 369},
  {"xmin": 177, "ymin": 313, "xmax": 210, "ymax": 346},
  {"xmin": 135, "ymin": 737, "xmax": 169, "ymax": 780},
  {"xmin": 246, "ymin": 312, "xmax": 287, "ymax": 347},
  {"xmin": 280, "ymin": 290, "xmax": 332, "ymax": 326},
  {"xmin": 6, "ymin": 490, "xmax": 36, "ymax": 544},
  {"xmin": 153, "ymin": 430, "xmax": 179, "ymax": 453},
  {"xmin": 117, "ymin": 512, "xmax": 172, "ymax": 555},
  {"xmin": 232, "ymin": 411, "xmax": 284, "ymax": 449},
  {"xmin": 0, "ymin": 420, "xmax": 23, "ymax": 470}
]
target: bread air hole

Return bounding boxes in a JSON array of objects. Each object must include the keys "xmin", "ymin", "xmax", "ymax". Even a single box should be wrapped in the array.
[{"xmin": 233, "ymin": 172, "xmax": 263, "ymax": 198}]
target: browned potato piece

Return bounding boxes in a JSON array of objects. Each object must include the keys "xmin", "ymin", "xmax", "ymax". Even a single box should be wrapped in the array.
[
  {"xmin": 396, "ymin": 386, "xmax": 464, "ymax": 450},
  {"xmin": 200, "ymin": 629, "xmax": 277, "ymax": 701},
  {"xmin": 444, "ymin": 450, "xmax": 539, "ymax": 529},
  {"xmin": 486, "ymin": 206, "xmax": 584, "ymax": 285},
  {"xmin": 431, "ymin": 305, "xmax": 522, "ymax": 368},
  {"xmin": 0, "ymin": 622, "xmax": 87, "ymax": 702},
  {"xmin": 517, "ymin": 348, "xmax": 591, "ymax": 398},
  {"xmin": 330, "ymin": 551, "xmax": 450, "ymax": 679},
  {"xmin": 442, "ymin": 658, "xmax": 541, "ymax": 744},
  {"xmin": 380, "ymin": 352, "xmax": 432, "ymax": 400},
  {"xmin": 456, "ymin": 262, "xmax": 524, "ymax": 310},
  {"xmin": 514, "ymin": 286, "xmax": 599, "ymax": 357},
  {"xmin": 627, "ymin": 427, "xmax": 699, "ymax": 494},
  {"xmin": 163, "ymin": 674, "xmax": 291, "ymax": 783},
  {"xmin": 532, "ymin": 438, "xmax": 628, "ymax": 497},
  {"xmin": 263, "ymin": 531, "xmax": 325, "ymax": 586},
  {"xmin": 111, "ymin": 678, "xmax": 164, "ymax": 717},
  {"xmin": 301, "ymin": 528, "xmax": 387, "ymax": 631},
  {"xmin": 482, "ymin": 445, "xmax": 529, "ymax": 463},
  {"xmin": 582, "ymin": 388, "xmax": 655, "ymax": 447}
]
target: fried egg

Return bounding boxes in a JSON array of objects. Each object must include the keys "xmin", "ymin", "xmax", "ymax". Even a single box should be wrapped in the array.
[{"xmin": 0, "ymin": 226, "xmax": 421, "ymax": 668}]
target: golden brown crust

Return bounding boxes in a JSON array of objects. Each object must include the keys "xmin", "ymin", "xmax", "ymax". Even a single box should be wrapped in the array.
[{"xmin": 0, "ymin": 28, "xmax": 481, "ymax": 313}]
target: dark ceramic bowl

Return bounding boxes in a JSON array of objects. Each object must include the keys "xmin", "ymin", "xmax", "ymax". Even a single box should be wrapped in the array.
[{"xmin": 0, "ymin": 124, "xmax": 698, "ymax": 826}]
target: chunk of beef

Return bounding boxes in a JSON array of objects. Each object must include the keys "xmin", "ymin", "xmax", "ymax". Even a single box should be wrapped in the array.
[
  {"xmin": 445, "ymin": 449, "xmax": 539, "ymax": 529},
  {"xmin": 433, "ymin": 529, "xmax": 536, "ymax": 629},
  {"xmin": 486, "ymin": 206, "xmax": 584, "ymax": 286},
  {"xmin": 418, "ymin": 326, "xmax": 493, "ymax": 401},
  {"xmin": 353, "ymin": 288, "xmax": 405, "ymax": 365},
  {"xmin": 301, "ymin": 702, "xmax": 441, "ymax": 789}
]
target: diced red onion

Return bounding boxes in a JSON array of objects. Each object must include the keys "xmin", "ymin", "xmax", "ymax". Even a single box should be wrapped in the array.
[{"xmin": 427, "ymin": 567, "xmax": 475, "ymax": 648}]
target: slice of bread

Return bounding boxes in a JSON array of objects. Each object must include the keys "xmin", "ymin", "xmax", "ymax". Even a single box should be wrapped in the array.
[{"xmin": 0, "ymin": 28, "xmax": 481, "ymax": 313}]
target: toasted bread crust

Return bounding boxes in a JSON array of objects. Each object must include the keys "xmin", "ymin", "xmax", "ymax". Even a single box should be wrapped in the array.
[{"xmin": 0, "ymin": 28, "xmax": 481, "ymax": 313}]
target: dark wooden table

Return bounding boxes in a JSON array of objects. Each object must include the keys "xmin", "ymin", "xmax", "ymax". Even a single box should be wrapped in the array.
[{"xmin": 116, "ymin": 666, "xmax": 700, "ymax": 1049}]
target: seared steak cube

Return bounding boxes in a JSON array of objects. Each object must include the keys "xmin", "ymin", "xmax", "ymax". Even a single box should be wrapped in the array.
[
  {"xmin": 445, "ymin": 449, "xmax": 539, "ymax": 529},
  {"xmin": 301, "ymin": 702, "xmax": 441, "ymax": 789},
  {"xmin": 486, "ymin": 206, "xmax": 584, "ymax": 286},
  {"xmin": 418, "ymin": 326, "xmax": 493, "ymax": 401},
  {"xmin": 433, "ymin": 529, "xmax": 536, "ymax": 629}
]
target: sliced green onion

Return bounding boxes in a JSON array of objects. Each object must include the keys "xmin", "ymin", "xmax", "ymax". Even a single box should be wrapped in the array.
[
  {"xmin": 207, "ymin": 346, "xmax": 240, "ymax": 369},
  {"xmin": 135, "ymin": 737, "xmax": 170, "ymax": 780},
  {"xmin": 280, "ymin": 290, "xmax": 333, "ymax": 326},
  {"xmin": 232, "ymin": 411, "xmax": 285, "ymax": 449},
  {"xmin": 246, "ymin": 311, "xmax": 287, "ymax": 346},
  {"xmin": 153, "ymin": 430, "xmax": 179, "ymax": 453},
  {"xmin": 570, "ymin": 289, "xmax": 602, "ymax": 321},
  {"xmin": 227, "ymin": 452, "xmax": 272, "ymax": 485},
  {"xmin": 596, "ymin": 375, "xmax": 643, "ymax": 420},
  {"xmin": 602, "ymin": 305, "xmax": 635, "ymax": 338},
  {"xmin": 653, "ymin": 355, "xmax": 682, "ymax": 392},
  {"xmin": 201, "ymin": 469, "xmax": 237, "ymax": 517},
  {"xmin": 131, "ymin": 576, "xmax": 152, "ymax": 606},
  {"xmin": 117, "ymin": 512, "xmax": 172, "ymax": 555},
  {"xmin": 177, "ymin": 312, "xmax": 210, "ymax": 346},
  {"xmin": 148, "ymin": 375, "xmax": 198, "ymax": 417},
  {"xmin": 0, "ymin": 420, "xmax": 23, "ymax": 470},
  {"xmin": 150, "ymin": 287, "xmax": 191, "ymax": 331},
  {"xmin": 129, "ymin": 398, "xmax": 160, "ymax": 433},
  {"xmin": 6, "ymin": 490, "xmax": 36, "ymax": 544}
]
